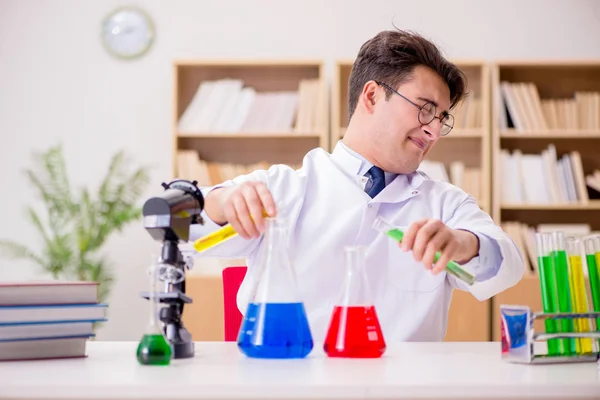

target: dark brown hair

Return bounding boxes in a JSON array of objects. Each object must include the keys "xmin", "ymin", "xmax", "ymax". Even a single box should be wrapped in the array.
[{"xmin": 347, "ymin": 29, "xmax": 467, "ymax": 120}]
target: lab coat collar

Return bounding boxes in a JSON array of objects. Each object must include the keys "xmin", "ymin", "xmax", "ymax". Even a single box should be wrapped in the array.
[
  {"xmin": 330, "ymin": 141, "xmax": 365, "ymax": 178},
  {"xmin": 329, "ymin": 141, "xmax": 429, "ymax": 204}
]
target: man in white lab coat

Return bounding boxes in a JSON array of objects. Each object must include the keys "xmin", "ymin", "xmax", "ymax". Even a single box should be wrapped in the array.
[{"xmin": 190, "ymin": 29, "xmax": 524, "ymax": 342}]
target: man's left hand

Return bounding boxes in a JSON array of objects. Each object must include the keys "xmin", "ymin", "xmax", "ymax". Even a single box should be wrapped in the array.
[{"xmin": 400, "ymin": 218, "xmax": 479, "ymax": 275}]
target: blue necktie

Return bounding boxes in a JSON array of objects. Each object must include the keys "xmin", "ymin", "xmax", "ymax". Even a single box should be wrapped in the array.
[{"xmin": 366, "ymin": 166, "xmax": 385, "ymax": 198}]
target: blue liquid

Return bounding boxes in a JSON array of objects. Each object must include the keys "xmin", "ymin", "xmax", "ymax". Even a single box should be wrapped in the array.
[{"xmin": 237, "ymin": 302, "xmax": 313, "ymax": 359}]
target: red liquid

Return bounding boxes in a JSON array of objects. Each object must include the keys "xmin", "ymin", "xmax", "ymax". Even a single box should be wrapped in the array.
[{"xmin": 323, "ymin": 306, "xmax": 386, "ymax": 358}]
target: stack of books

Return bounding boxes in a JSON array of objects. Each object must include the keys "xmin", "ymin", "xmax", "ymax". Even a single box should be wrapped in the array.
[{"xmin": 0, "ymin": 281, "xmax": 107, "ymax": 361}]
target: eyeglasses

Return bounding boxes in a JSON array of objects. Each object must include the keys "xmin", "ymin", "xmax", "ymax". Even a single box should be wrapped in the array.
[{"xmin": 375, "ymin": 81, "xmax": 454, "ymax": 136}]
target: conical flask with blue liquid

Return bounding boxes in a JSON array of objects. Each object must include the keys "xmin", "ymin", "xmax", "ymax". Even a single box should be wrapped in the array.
[{"xmin": 237, "ymin": 216, "xmax": 314, "ymax": 359}]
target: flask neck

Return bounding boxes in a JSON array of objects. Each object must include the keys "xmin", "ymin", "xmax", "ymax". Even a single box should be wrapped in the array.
[
  {"xmin": 345, "ymin": 246, "xmax": 366, "ymax": 275},
  {"xmin": 251, "ymin": 217, "xmax": 299, "ymax": 304},
  {"xmin": 263, "ymin": 217, "xmax": 287, "ymax": 246},
  {"xmin": 339, "ymin": 246, "xmax": 372, "ymax": 307}
]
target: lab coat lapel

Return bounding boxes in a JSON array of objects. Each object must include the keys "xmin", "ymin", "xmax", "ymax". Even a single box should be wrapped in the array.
[{"xmin": 373, "ymin": 171, "xmax": 427, "ymax": 204}]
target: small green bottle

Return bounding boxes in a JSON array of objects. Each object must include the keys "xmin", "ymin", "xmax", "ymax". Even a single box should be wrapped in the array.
[
  {"xmin": 137, "ymin": 263, "xmax": 172, "ymax": 366},
  {"xmin": 137, "ymin": 332, "xmax": 172, "ymax": 366}
]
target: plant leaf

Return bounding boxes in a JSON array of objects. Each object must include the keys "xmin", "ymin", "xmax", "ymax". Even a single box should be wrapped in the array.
[
  {"xmin": 42, "ymin": 231, "xmax": 74, "ymax": 278},
  {"xmin": 78, "ymin": 256, "xmax": 114, "ymax": 303},
  {"xmin": 24, "ymin": 206, "xmax": 50, "ymax": 246},
  {"xmin": 0, "ymin": 240, "xmax": 44, "ymax": 267}
]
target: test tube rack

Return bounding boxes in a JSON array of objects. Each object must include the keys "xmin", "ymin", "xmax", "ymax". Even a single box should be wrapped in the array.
[{"xmin": 500, "ymin": 304, "xmax": 600, "ymax": 364}]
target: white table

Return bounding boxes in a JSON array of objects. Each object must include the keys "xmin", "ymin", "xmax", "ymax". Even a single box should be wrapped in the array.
[{"xmin": 0, "ymin": 341, "xmax": 598, "ymax": 400}]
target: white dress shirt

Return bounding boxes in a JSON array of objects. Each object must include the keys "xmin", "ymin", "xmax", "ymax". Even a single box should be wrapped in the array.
[{"xmin": 190, "ymin": 142, "xmax": 524, "ymax": 343}]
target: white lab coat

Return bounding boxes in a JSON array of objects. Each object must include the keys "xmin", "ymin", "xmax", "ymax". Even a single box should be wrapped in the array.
[{"xmin": 190, "ymin": 143, "xmax": 524, "ymax": 343}]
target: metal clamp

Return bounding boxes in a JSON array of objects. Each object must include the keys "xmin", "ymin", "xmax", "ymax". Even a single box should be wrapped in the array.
[{"xmin": 500, "ymin": 305, "xmax": 600, "ymax": 364}]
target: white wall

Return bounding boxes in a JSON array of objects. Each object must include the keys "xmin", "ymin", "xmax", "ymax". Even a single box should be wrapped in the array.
[{"xmin": 1, "ymin": 0, "xmax": 599, "ymax": 341}]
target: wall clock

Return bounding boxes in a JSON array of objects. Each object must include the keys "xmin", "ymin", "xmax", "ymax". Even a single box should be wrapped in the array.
[{"xmin": 101, "ymin": 6, "xmax": 155, "ymax": 60}]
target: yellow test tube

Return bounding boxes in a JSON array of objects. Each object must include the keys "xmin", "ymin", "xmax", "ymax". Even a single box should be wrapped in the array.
[
  {"xmin": 566, "ymin": 236, "xmax": 594, "ymax": 355},
  {"xmin": 193, "ymin": 210, "xmax": 271, "ymax": 252}
]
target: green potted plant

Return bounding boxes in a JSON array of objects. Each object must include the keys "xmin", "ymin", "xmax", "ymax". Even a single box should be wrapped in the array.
[{"xmin": 0, "ymin": 144, "xmax": 151, "ymax": 303}]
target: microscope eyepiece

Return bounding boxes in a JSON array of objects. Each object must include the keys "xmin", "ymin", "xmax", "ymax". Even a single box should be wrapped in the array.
[{"xmin": 142, "ymin": 179, "xmax": 205, "ymax": 243}]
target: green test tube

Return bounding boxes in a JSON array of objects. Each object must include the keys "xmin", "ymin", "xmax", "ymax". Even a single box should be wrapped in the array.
[
  {"xmin": 566, "ymin": 237, "xmax": 594, "ymax": 354},
  {"xmin": 372, "ymin": 217, "xmax": 476, "ymax": 286},
  {"xmin": 551, "ymin": 231, "xmax": 576, "ymax": 355},
  {"xmin": 535, "ymin": 232, "xmax": 560, "ymax": 356},
  {"xmin": 584, "ymin": 236, "xmax": 600, "ymax": 344}
]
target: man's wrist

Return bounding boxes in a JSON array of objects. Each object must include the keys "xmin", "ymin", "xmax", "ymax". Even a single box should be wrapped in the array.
[
  {"xmin": 453, "ymin": 229, "xmax": 480, "ymax": 264},
  {"xmin": 204, "ymin": 187, "xmax": 228, "ymax": 226}
]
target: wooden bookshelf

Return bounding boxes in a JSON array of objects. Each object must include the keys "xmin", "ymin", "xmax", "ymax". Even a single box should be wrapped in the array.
[
  {"xmin": 171, "ymin": 59, "xmax": 329, "ymax": 280},
  {"xmin": 491, "ymin": 60, "xmax": 600, "ymax": 240},
  {"xmin": 332, "ymin": 60, "xmax": 491, "ymax": 214},
  {"xmin": 332, "ymin": 59, "xmax": 492, "ymax": 342},
  {"xmin": 490, "ymin": 60, "xmax": 600, "ymax": 339},
  {"xmin": 172, "ymin": 59, "xmax": 329, "ymax": 182}
]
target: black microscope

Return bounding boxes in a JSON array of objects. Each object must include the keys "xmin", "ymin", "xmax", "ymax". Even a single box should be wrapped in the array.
[{"xmin": 141, "ymin": 179, "xmax": 205, "ymax": 359}]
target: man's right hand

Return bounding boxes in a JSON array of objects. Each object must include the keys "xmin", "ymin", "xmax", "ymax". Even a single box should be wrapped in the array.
[{"xmin": 204, "ymin": 181, "xmax": 277, "ymax": 240}]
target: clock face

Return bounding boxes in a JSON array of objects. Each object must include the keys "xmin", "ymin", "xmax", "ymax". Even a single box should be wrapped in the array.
[{"xmin": 101, "ymin": 7, "xmax": 155, "ymax": 60}]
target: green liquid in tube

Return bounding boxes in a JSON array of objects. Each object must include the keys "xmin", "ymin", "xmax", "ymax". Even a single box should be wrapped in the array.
[
  {"xmin": 552, "ymin": 248, "xmax": 576, "ymax": 355},
  {"xmin": 584, "ymin": 237, "xmax": 600, "ymax": 348},
  {"xmin": 586, "ymin": 253, "xmax": 600, "ymax": 313},
  {"xmin": 537, "ymin": 254, "xmax": 560, "ymax": 356},
  {"xmin": 372, "ymin": 218, "xmax": 476, "ymax": 286}
]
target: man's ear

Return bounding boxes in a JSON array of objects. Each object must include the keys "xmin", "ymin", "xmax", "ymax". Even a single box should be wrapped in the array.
[{"xmin": 360, "ymin": 80, "xmax": 379, "ymax": 115}]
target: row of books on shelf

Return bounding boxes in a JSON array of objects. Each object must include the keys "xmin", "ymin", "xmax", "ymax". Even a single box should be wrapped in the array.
[
  {"xmin": 418, "ymin": 160, "xmax": 483, "ymax": 204},
  {"xmin": 499, "ymin": 145, "xmax": 600, "ymax": 205},
  {"xmin": 502, "ymin": 222, "xmax": 599, "ymax": 276},
  {"xmin": 177, "ymin": 78, "xmax": 325, "ymax": 134},
  {"xmin": 498, "ymin": 81, "xmax": 600, "ymax": 131},
  {"xmin": 451, "ymin": 91, "xmax": 483, "ymax": 130},
  {"xmin": 0, "ymin": 281, "xmax": 107, "ymax": 361},
  {"xmin": 177, "ymin": 150, "xmax": 302, "ymax": 186}
]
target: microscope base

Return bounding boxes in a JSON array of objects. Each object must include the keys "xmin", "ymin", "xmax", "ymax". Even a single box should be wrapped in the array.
[{"xmin": 172, "ymin": 341, "xmax": 195, "ymax": 359}]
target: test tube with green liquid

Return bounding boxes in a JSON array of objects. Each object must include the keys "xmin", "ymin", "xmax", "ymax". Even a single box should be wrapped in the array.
[
  {"xmin": 584, "ymin": 236, "xmax": 600, "ymax": 343},
  {"xmin": 372, "ymin": 217, "xmax": 476, "ymax": 286},
  {"xmin": 137, "ymin": 261, "xmax": 172, "ymax": 366},
  {"xmin": 535, "ymin": 232, "xmax": 560, "ymax": 356},
  {"xmin": 566, "ymin": 237, "xmax": 594, "ymax": 354},
  {"xmin": 551, "ymin": 231, "xmax": 576, "ymax": 355}
]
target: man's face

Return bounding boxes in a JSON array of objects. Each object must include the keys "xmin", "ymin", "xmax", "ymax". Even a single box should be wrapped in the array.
[{"xmin": 367, "ymin": 65, "xmax": 452, "ymax": 174}]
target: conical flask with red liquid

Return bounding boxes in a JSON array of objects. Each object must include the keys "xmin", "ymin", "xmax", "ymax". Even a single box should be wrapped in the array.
[
  {"xmin": 237, "ymin": 217, "xmax": 313, "ymax": 359},
  {"xmin": 324, "ymin": 246, "xmax": 386, "ymax": 358}
]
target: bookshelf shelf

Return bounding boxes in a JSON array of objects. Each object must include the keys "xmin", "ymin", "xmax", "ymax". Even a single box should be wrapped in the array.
[
  {"xmin": 500, "ymin": 129, "xmax": 600, "ymax": 138},
  {"xmin": 177, "ymin": 132, "xmax": 321, "ymax": 139},
  {"xmin": 500, "ymin": 200, "xmax": 600, "ymax": 210},
  {"xmin": 172, "ymin": 60, "xmax": 329, "ymax": 181},
  {"xmin": 491, "ymin": 60, "xmax": 600, "ymax": 338}
]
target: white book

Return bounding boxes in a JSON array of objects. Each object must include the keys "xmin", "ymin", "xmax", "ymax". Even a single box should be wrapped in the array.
[
  {"xmin": 0, "ymin": 321, "xmax": 96, "ymax": 340},
  {"xmin": 0, "ymin": 281, "xmax": 98, "ymax": 306},
  {"xmin": 203, "ymin": 79, "xmax": 244, "ymax": 132},
  {"xmin": 179, "ymin": 81, "xmax": 216, "ymax": 133},
  {"xmin": 225, "ymin": 87, "xmax": 256, "ymax": 132},
  {"xmin": 0, "ymin": 336, "xmax": 90, "ymax": 361},
  {"xmin": 0, "ymin": 303, "xmax": 107, "ymax": 324}
]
